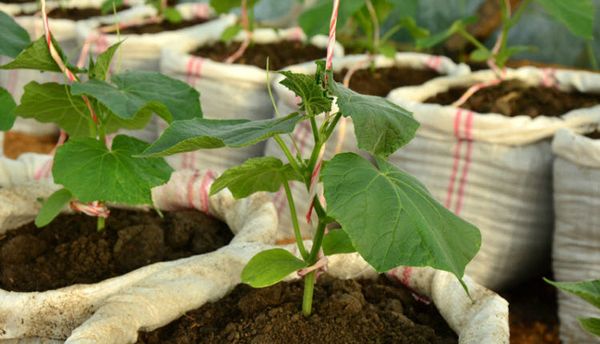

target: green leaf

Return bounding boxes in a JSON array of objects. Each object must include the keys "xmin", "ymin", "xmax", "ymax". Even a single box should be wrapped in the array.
[
  {"xmin": 100, "ymin": 0, "xmax": 124, "ymax": 14},
  {"xmin": 470, "ymin": 47, "xmax": 491, "ymax": 62},
  {"xmin": 71, "ymin": 71, "xmax": 202, "ymax": 123},
  {"xmin": 545, "ymin": 279, "xmax": 600, "ymax": 309},
  {"xmin": 535, "ymin": 0, "xmax": 594, "ymax": 39},
  {"xmin": 163, "ymin": 7, "xmax": 183, "ymax": 24},
  {"xmin": 0, "ymin": 10, "xmax": 31, "ymax": 58},
  {"xmin": 328, "ymin": 79, "xmax": 418, "ymax": 157},
  {"xmin": 321, "ymin": 153, "xmax": 481, "ymax": 280},
  {"xmin": 1, "ymin": 36, "xmax": 79, "ymax": 73},
  {"xmin": 495, "ymin": 45, "xmax": 535, "ymax": 67},
  {"xmin": 35, "ymin": 189, "xmax": 72, "ymax": 227},
  {"xmin": 242, "ymin": 248, "xmax": 307, "ymax": 288},
  {"xmin": 0, "ymin": 87, "xmax": 17, "ymax": 131},
  {"xmin": 378, "ymin": 43, "xmax": 396, "ymax": 58},
  {"xmin": 279, "ymin": 71, "xmax": 332, "ymax": 115},
  {"xmin": 322, "ymin": 229, "xmax": 356, "ymax": 255},
  {"xmin": 415, "ymin": 17, "xmax": 477, "ymax": 49},
  {"xmin": 579, "ymin": 317, "xmax": 600, "ymax": 337},
  {"xmin": 221, "ymin": 23, "xmax": 243, "ymax": 42},
  {"xmin": 209, "ymin": 0, "xmax": 259, "ymax": 14},
  {"xmin": 53, "ymin": 135, "xmax": 173, "ymax": 205},
  {"xmin": 15, "ymin": 82, "xmax": 95, "ymax": 138},
  {"xmin": 210, "ymin": 157, "xmax": 300, "ymax": 199},
  {"xmin": 90, "ymin": 41, "xmax": 122, "ymax": 81},
  {"xmin": 143, "ymin": 113, "xmax": 302, "ymax": 157},
  {"xmin": 398, "ymin": 17, "xmax": 429, "ymax": 40},
  {"xmin": 298, "ymin": 0, "xmax": 365, "ymax": 37}
]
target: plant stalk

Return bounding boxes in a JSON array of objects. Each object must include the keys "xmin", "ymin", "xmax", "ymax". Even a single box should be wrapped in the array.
[
  {"xmin": 302, "ymin": 271, "xmax": 316, "ymax": 316},
  {"xmin": 283, "ymin": 180, "xmax": 309, "ymax": 260},
  {"xmin": 97, "ymin": 216, "xmax": 105, "ymax": 231}
]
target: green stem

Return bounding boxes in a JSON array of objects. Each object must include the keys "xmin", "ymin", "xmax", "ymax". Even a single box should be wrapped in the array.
[
  {"xmin": 309, "ymin": 116, "xmax": 319, "ymax": 147},
  {"xmin": 457, "ymin": 28, "xmax": 488, "ymax": 52},
  {"xmin": 283, "ymin": 180, "xmax": 309, "ymax": 260},
  {"xmin": 586, "ymin": 40, "xmax": 598, "ymax": 70},
  {"xmin": 97, "ymin": 216, "xmax": 105, "ymax": 232},
  {"xmin": 308, "ymin": 216, "xmax": 327, "ymax": 263},
  {"xmin": 302, "ymin": 271, "xmax": 316, "ymax": 316},
  {"xmin": 274, "ymin": 135, "xmax": 302, "ymax": 174}
]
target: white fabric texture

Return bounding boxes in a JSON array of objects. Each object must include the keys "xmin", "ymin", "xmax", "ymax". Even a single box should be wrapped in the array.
[
  {"xmin": 158, "ymin": 27, "xmax": 344, "ymax": 173},
  {"xmin": 387, "ymin": 68, "xmax": 600, "ymax": 290},
  {"xmin": 264, "ymin": 53, "xmax": 470, "ymax": 240},
  {"xmin": 552, "ymin": 128, "xmax": 600, "ymax": 344},
  {"xmin": 0, "ymin": 169, "xmax": 279, "ymax": 343}
]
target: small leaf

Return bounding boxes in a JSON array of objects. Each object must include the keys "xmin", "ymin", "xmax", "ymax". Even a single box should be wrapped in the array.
[
  {"xmin": 321, "ymin": 153, "xmax": 481, "ymax": 281},
  {"xmin": 100, "ymin": 0, "xmax": 124, "ymax": 14},
  {"xmin": 163, "ymin": 7, "xmax": 183, "ymax": 24},
  {"xmin": 209, "ymin": 0, "xmax": 259, "ymax": 13},
  {"xmin": 279, "ymin": 71, "xmax": 332, "ymax": 115},
  {"xmin": 328, "ymin": 79, "xmax": 418, "ymax": 157},
  {"xmin": 322, "ymin": 229, "xmax": 356, "ymax": 255},
  {"xmin": 535, "ymin": 0, "xmax": 594, "ymax": 39},
  {"xmin": 35, "ymin": 189, "xmax": 72, "ymax": 227},
  {"xmin": 1, "ymin": 36, "xmax": 80, "ymax": 73},
  {"xmin": 15, "ymin": 82, "xmax": 95, "ymax": 138},
  {"xmin": 298, "ymin": 0, "xmax": 364, "ymax": 37},
  {"xmin": 0, "ymin": 87, "xmax": 17, "ymax": 131},
  {"xmin": 545, "ymin": 279, "xmax": 600, "ymax": 309},
  {"xmin": 578, "ymin": 317, "xmax": 600, "ymax": 337},
  {"xmin": 53, "ymin": 135, "xmax": 173, "ymax": 205},
  {"xmin": 90, "ymin": 41, "xmax": 122, "ymax": 81},
  {"xmin": 415, "ymin": 17, "xmax": 477, "ymax": 49},
  {"xmin": 143, "ymin": 113, "xmax": 302, "ymax": 157},
  {"xmin": 495, "ymin": 45, "xmax": 535, "ymax": 67},
  {"xmin": 470, "ymin": 47, "xmax": 491, "ymax": 62},
  {"xmin": 210, "ymin": 157, "xmax": 301, "ymax": 199},
  {"xmin": 398, "ymin": 17, "xmax": 429, "ymax": 40},
  {"xmin": 242, "ymin": 248, "xmax": 307, "ymax": 288},
  {"xmin": 378, "ymin": 43, "xmax": 396, "ymax": 58},
  {"xmin": 71, "ymin": 71, "xmax": 202, "ymax": 123},
  {"xmin": 0, "ymin": 10, "xmax": 31, "ymax": 58},
  {"xmin": 221, "ymin": 23, "xmax": 243, "ymax": 42}
]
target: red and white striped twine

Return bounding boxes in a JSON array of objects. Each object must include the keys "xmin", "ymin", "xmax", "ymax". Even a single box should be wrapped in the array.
[
  {"xmin": 325, "ymin": 0, "xmax": 340, "ymax": 71},
  {"xmin": 70, "ymin": 201, "xmax": 111, "ymax": 218}
]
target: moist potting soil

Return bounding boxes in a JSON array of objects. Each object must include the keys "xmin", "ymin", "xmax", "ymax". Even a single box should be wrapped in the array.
[{"xmin": 117, "ymin": 17, "xmax": 213, "ymax": 35}]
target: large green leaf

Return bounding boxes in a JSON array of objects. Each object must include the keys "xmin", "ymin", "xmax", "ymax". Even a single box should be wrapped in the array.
[
  {"xmin": 0, "ymin": 10, "xmax": 30, "ymax": 58},
  {"xmin": 321, "ymin": 153, "xmax": 481, "ymax": 279},
  {"xmin": 143, "ymin": 113, "xmax": 302, "ymax": 157},
  {"xmin": 279, "ymin": 71, "xmax": 332, "ymax": 115},
  {"xmin": 15, "ymin": 82, "xmax": 95, "ymax": 138},
  {"xmin": 328, "ymin": 79, "xmax": 418, "ymax": 158},
  {"xmin": 53, "ymin": 135, "xmax": 173, "ymax": 205},
  {"xmin": 210, "ymin": 157, "xmax": 301, "ymax": 199},
  {"xmin": 242, "ymin": 248, "xmax": 307, "ymax": 288},
  {"xmin": 35, "ymin": 188, "xmax": 73, "ymax": 227},
  {"xmin": 0, "ymin": 36, "xmax": 79, "ymax": 73},
  {"xmin": 298, "ymin": 0, "xmax": 365, "ymax": 37},
  {"xmin": 71, "ymin": 71, "xmax": 202, "ymax": 123},
  {"xmin": 579, "ymin": 317, "xmax": 600, "ymax": 337},
  {"xmin": 0, "ymin": 87, "xmax": 16, "ymax": 131},
  {"xmin": 535, "ymin": 0, "xmax": 594, "ymax": 39},
  {"xmin": 546, "ymin": 279, "xmax": 600, "ymax": 309},
  {"xmin": 90, "ymin": 41, "xmax": 122, "ymax": 81}
]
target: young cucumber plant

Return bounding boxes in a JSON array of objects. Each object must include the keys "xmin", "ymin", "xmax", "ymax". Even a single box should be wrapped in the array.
[
  {"xmin": 299, "ymin": 0, "xmax": 429, "ymax": 58},
  {"xmin": 143, "ymin": 60, "xmax": 481, "ymax": 315},
  {"xmin": 546, "ymin": 279, "xmax": 600, "ymax": 337},
  {"xmin": 100, "ymin": 0, "xmax": 183, "ymax": 23},
  {"xmin": 416, "ymin": 0, "xmax": 595, "ymax": 69},
  {"xmin": 0, "ymin": 9, "xmax": 202, "ymax": 230},
  {"xmin": 211, "ymin": 0, "xmax": 260, "ymax": 42}
]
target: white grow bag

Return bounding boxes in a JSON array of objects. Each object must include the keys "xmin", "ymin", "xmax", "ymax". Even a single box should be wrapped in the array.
[
  {"xmin": 158, "ymin": 27, "xmax": 344, "ymax": 173},
  {"xmin": 264, "ymin": 53, "xmax": 470, "ymax": 240},
  {"xmin": 0, "ymin": 169, "xmax": 278, "ymax": 343},
  {"xmin": 552, "ymin": 128, "xmax": 600, "ymax": 344},
  {"xmin": 387, "ymin": 67, "xmax": 600, "ymax": 290}
]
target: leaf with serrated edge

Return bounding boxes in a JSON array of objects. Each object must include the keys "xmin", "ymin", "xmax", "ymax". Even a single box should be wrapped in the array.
[
  {"xmin": 0, "ymin": 87, "xmax": 16, "ymax": 131},
  {"xmin": 53, "ymin": 135, "xmax": 172, "ymax": 205},
  {"xmin": 328, "ymin": 79, "xmax": 418, "ymax": 157},
  {"xmin": 143, "ymin": 113, "xmax": 302, "ymax": 157},
  {"xmin": 35, "ymin": 189, "xmax": 72, "ymax": 227},
  {"xmin": 322, "ymin": 229, "xmax": 356, "ymax": 255},
  {"xmin": 579, "ymin": 317, "xmax": 600, "ymax": 337},
  {"xmin": 1, "ymin": 36, "xmax": 80, "ymax": 73},
  {"xmin": 210, "ymin": 157, "xmax": 300, "ymax": 199},
  {"xmin": 242, "ymin": 249, "xmax": 307, "ymax": 288},
  {"xmin": 15, "ymin": 82, "xmax": 95, "ymax": 137},
  {"xmin": 279, "ymin": 71, "xmax": 331, "ymax": 115},
  {"xmin": 546, "ymin": 279, "xmax": 600, "ymax": 309},
  {"xmin": 0, "ymin": 10, "xmax": 31, "ymax": 58},
  {"xmin": 71, "ymin": 71, "xmax": 202, "ymax": 123},
  {"xmin": 535, "ymin": 0, "xmax": 594, "ymax": 39},
  {"xmin": 321, "ymin": 153, "xmax": 481, "ymax": 281}
]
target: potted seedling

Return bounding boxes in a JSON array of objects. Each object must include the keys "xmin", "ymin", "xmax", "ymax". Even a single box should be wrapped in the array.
[
  {"xmin": 0, "ymin": 8, "xmax": 279, "ymax": 342},
  {"xmin": 386, "ymin": 0, "xmax": 600, "ymax": 290}
]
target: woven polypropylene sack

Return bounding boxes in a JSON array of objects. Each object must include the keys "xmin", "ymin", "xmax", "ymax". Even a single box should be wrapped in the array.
[
  {"xmin": 157, "ymin": 27, "xmax": 344, "ymax": 174},
  {"xmin": 387, "ymin": 67, "xmax": 600, "ymax": 290},
  {"xmin": 264, "ymin": 53, "xmax": 470, "ymax": 241},
  {"xmin": 0, "ymin": 169, "xmax": 277, "ymax": 343},
  {"xmin": 552, "ymin": 128, "xmax": 600, "ymax": 344}
]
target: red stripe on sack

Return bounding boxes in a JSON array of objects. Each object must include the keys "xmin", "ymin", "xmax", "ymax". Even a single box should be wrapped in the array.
[
  {"xmin": 200, "ymin": 170, "xmax": 215, "ymax": 214},
  {"xmin": 454, "ymin": 111, "xmax": 473, "ymax": 215},
  {"xmin": 445, "ymin": 108, "xmax": 463, "ymax": 208},
  {"xmin": 541, "ymin": 68, "xmax": 557, "ymax": 88},
  {"xmin": 401, "ymin": 267, "xmax": 413, "ymax": 286},
  {"xmin": 187, "ymin": 172, "xmax": 200, "ymax": 208}
]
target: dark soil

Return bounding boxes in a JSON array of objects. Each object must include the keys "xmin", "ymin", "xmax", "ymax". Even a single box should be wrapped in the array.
[
  {"xmin": 1, "ymin": 0, "xmax": 32, "ymax": 4},
  {"xmin": 45, "ymin": 6, "xmax": 129, "ymax": 20},
  {"xmin": 3, "ymin": 131, "xmax": 58, "ymax": 159},
  {"xmin": 333, "ymin": 66, "xmax": 442, "ymax": 97},
  {"xmin": 117, "ymin": 17, "xmax": 212, "ymax": 35},
  {"xmin": 425, "ymin": 79, "xmax": 600, "ymax": 118},
  {"xmin": 586, "ymin": 131, "xmax": 600, "ymax": 139},
  {"xmin": 192, "ymin": 41, "xmax": 327, "ymax": 71},
  {"xmin": 137, "ymin": 276, "xmax": 458, "ymax": 344},
  {"xmin": 0, "ymin": 208, "xmax": 232, "ymax": 292}
]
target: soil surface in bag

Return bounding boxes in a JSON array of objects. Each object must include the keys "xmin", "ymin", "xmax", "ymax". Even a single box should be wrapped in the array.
[
  {"xmin": 425, "ymin": 79, "xmax": 600, "ymax": 117},
  {"xmin": 586, "ymin": 131, "xmax": 600, "ymax": 139},
  {"xmin": 192, "ymin": 41, "xmax": 327, "ymax": 71},
  {"xmin": 46, "ymin": 6, "xmax": 129, "ymax": 20},
  {"xmin": 0, "ymin": 208, "xmax": 232, "ymax": 292},
  {"xmin": 333, "ymin": 66, "xmax": 442, "ymax": 97},
  {"xmin": 117, "ymin": 17, "xmax": 213, "ymax": 35},
  {"xmin": 137, "ymin": 275, "xmax": 457, "ymax": 344},
  {"xmin": 3, "ymin": 131, "xmax": 58, "ymax": 159}
]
